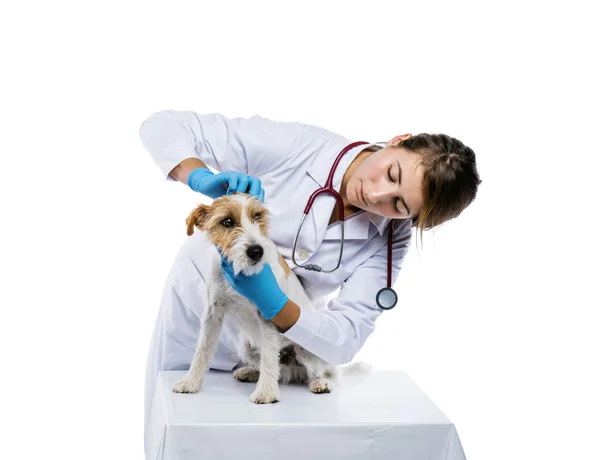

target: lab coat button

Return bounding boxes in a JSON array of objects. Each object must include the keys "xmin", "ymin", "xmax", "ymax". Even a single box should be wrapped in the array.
[
  {"xmin": 297, "ymin": 249, "xmax": 309, "ymax": 260},
  {"xmin": 229, "ymin": 353, "xmax": 239, "ymax": 362}
]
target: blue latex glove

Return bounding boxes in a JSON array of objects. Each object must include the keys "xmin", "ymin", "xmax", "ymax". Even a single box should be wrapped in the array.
[
  {"xmin": 220, "ymin": 257, "xmax": 288, "ymax": 320},
  {"xmin": 187, "ymin": 168, "xmax": 265, "ymax": 201}
]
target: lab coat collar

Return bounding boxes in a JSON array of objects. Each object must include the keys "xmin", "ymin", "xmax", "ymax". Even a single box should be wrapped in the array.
[
  {"xmin": 369, "ymin": 213, "xmax": 392, "ymax": 236},
  {"xmin": 370, "ymin": 214, "xmax": 413, "ymax": 237},
  {"xmin": 323, "ymin": 211, "xmax": 372, "ymax": 240},
  {"xmin": 324, "ymin": 212, "xmax": 392, "ymax": 240}
]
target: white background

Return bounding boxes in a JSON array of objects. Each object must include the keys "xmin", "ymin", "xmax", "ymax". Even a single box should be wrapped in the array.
[{"xmin": 1, "ymin": 1, "xmax": 598, "ymax": 459}]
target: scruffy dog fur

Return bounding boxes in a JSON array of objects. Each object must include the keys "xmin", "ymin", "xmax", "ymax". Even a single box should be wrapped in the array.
[{"xmin": 172, "ymin": 193, "xmax": 370, "ymax": 403}]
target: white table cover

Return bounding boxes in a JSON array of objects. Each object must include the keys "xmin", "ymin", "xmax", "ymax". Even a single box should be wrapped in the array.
[{"xmin": 146, "ymin": 369, "xmax": 466, "ymax": 459}]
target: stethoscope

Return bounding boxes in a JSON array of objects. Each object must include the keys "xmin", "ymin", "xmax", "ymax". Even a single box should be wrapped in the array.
[{"xmin": 291, "ymin": 141, "xmax": 398, "ymax": 310}]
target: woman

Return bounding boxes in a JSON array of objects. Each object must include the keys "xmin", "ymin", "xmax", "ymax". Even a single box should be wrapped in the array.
[{"xmin": 138, "ymin": 110, "xmax": 481, "ymax": 446}]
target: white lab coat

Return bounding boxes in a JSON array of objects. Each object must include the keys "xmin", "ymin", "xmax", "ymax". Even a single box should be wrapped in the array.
[{"xmin": 138, "ymin": 111, "xmax": 413, "ymax": 447}]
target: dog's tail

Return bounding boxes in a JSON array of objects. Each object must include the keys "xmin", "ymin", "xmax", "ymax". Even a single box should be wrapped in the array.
[{"xmin": 339, "ymin": 361, "xmax": 373, "ymax": 376}]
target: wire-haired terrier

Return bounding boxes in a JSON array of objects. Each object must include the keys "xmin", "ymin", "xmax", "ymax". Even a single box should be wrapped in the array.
[{"xmin": 172, "ymin": 193, "xmax": 370, "ymax": 403}]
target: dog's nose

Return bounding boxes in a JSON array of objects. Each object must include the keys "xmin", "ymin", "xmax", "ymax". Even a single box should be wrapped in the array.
[{"xmin": 246, "ymin": 245, "xmax": 264, "ymax": 262}]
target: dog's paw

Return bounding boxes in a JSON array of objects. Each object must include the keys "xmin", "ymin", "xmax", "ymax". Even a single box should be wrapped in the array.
[
  {"xmin": 172, "ymin": 377, "xmax": 202, "ymax": 394},
  {"xmin": 249, "ymin": 387, "xmax": 280, "ymax": 404},
  {"xmin": 233, "ymin": 367, "xmax": 260, "ymax": 382},
  {"xmin": 309, "ymin": 378, "xmax": 333, "ymax": 394}
]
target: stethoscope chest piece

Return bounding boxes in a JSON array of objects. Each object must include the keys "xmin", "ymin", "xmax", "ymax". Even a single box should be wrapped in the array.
[{"xmin": 376, "ymin": 287, "xmax": 398, "ymax": 310}]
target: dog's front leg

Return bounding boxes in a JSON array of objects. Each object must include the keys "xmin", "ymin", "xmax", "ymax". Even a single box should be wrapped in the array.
[
  {"xmin": 249, "ymin": 325, "xmax": 281, "ymax": 404},
  {"xmin": 172, "ymin": 304, "xmax": 225, "ymax": 394},
  {"xmin": 293, "ymin": 346, "xmax": 337, "ymax": 394}
]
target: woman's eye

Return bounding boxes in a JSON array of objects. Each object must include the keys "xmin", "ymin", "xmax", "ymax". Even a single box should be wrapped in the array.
[
  {"xmin": 388, "ymin": 167, "xmax": 394, "ymax": 182},
  {"xmin": 221, "ymin": 217, "xmax": 234, "ymax": 227}
]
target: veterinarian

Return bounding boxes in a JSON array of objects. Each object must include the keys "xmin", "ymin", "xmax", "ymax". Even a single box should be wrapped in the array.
[{"xmin": 138, "ymin": 111, "xmax": 481, "ymax": 447}]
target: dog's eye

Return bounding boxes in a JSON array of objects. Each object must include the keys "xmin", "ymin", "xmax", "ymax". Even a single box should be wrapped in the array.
[
  {"xmin": 221, "ymin": 217, "xmax": 234, "ymax": 227},
  {"xmin": 254, "ymin": 213, "xmax": 262, "ymax": 220}
]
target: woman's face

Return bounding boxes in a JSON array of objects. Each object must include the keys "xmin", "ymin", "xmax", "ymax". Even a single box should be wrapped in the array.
[{"xmin": 345, "ymin": 136, "xmax": 425, "ymax": 219}]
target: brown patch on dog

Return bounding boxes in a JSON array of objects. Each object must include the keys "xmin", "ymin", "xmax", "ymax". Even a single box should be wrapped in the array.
[
  {"xmin": 186, "ymin": 204, "xmax": 210, "ymax": 236},
  {"xmin": 185, "ymin": 197, "xmax": 245, "ymax": 257},
  {"xmin": 186, "ymin": 195, "xmax": 276, "ymax": 260},
  {"xmin": 204, "ymin": 198, "xmax": 244, "ymax": 255},
  {"xmin": 245, "ymin": 197, "xmax": 271, "ymax": 238},
  {"xmin": 278, "ymin": 253, "xmax": 292, "ymax": 278}
]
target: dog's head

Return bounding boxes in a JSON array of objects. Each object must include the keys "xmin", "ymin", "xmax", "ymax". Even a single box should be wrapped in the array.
[{"xmin": 186, "ymin": 194, "xmax": 272, "ymax": 275}]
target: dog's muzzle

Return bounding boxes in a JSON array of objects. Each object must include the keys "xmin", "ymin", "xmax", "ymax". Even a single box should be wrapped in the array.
[{"xmin": 246, "ymin": 244, "xmax": 264, "ymax": 263}]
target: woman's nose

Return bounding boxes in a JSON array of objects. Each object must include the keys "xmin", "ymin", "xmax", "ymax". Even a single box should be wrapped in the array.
[{"xmin": 367, "ymin": 185, "xmax": 396, "ymax": 203}]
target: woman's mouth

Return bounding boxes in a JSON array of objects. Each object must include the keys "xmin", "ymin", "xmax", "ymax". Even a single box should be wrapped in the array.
[{"xmin": 359, "ymin": 182, "xmax": 368, "ymax": 206}]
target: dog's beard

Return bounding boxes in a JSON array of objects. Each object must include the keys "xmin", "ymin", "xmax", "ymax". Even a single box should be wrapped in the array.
[{"xmin": 225, "ymin": 234, "xmax": 268, "ymax": 276}]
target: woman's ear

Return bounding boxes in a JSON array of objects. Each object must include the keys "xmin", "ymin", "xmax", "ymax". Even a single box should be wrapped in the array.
[
  {"xmin": 186, "ymin": 204, "xmax": 210, "ymax": 236},
  {"xmin": 388, "ymin": 133, "xmax": 413, "ymax": 147}
]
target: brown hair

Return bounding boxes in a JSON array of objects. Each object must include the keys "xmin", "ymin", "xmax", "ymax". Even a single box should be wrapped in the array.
[{"xmin": 370, "ymin": 134, "xmax": 481, "ymax": 249}]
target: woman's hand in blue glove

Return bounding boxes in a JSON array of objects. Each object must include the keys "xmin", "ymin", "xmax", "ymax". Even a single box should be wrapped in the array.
[
  {"xmin": 188, "ymin": 168, "xmax": 265, "ymax": 202},
  {"xmin": 220, "ymin": 257, "xmax": 289, "ymax": 320}
]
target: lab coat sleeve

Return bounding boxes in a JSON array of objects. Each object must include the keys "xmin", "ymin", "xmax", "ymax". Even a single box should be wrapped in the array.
[
  {"xmin": 138, "ymin": 110, "xmax": 302, "ymax": 180},
  {"xmin": 283, "ymin": 220, "xmax": 413, "ymax": 365}
]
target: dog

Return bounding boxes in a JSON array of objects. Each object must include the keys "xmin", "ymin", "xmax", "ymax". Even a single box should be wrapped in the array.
[{"xmin": 172, "ymin": 193, "xmax": 371, "ymax": 404}]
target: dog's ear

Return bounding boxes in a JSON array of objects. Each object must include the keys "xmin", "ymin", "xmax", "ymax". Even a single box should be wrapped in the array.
[{"xmin": 186, "ymin": 204, "xmax": 210, "ymax": 236}]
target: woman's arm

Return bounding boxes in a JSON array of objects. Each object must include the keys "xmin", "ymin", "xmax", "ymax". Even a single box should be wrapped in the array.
[
  {"xmin": 271, "ymin": 300, "xmax": 301, "ymax": 332},
  {"xmin": 168, "ymin": 157, "xmax": 208, "ymax": 184},
  {"xmin": 138, "ymin": 110, "xmax": 301, "ymax": 180},
  {"xmin": 281, "ymin": 221, "xmax": 413, "ymax": 365},
  {"xmin": 222, "ymin": 221, "xmax": 413, "ymax": 365}
]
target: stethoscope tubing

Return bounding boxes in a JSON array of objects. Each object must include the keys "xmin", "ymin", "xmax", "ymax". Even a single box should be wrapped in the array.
[{"xmin": 291, "ymin": 141, "xmax": 398, "ymax": 309}]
